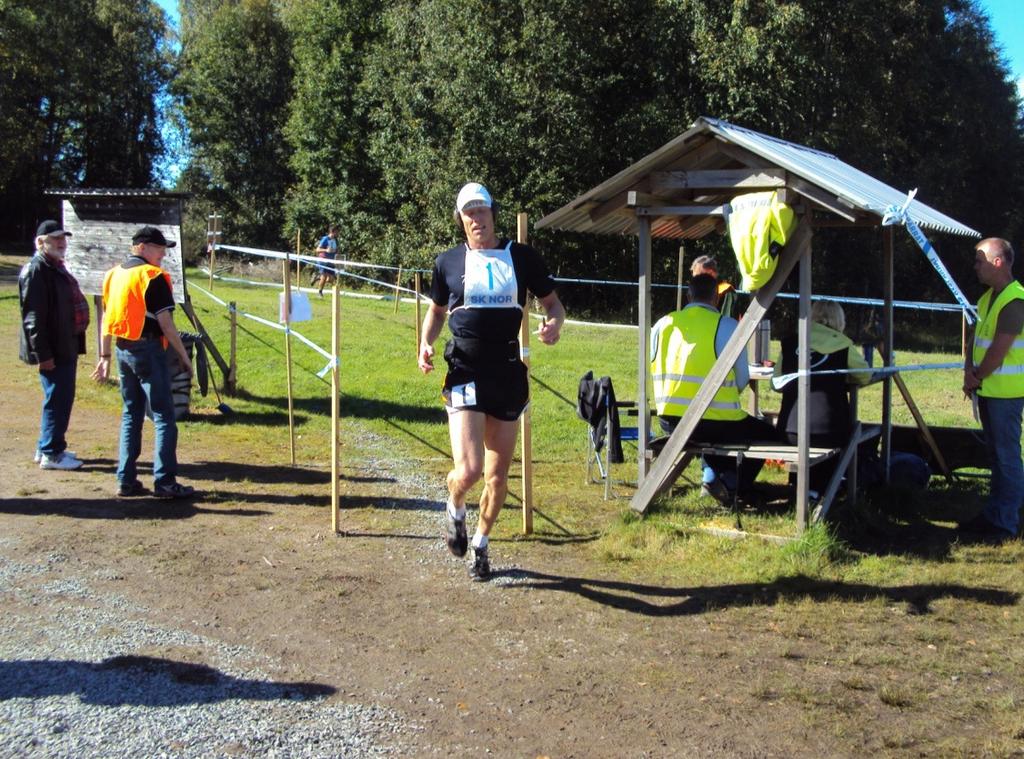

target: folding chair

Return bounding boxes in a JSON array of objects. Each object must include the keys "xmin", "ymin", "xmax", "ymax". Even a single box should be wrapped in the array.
[{"xmin": 578, "ymin": 372, "xmax": 645, "ymax": 499}]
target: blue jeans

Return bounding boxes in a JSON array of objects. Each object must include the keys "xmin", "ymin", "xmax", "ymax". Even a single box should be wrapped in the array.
[
  {"xmin": 978, "ymin": 396, "xmax": 1024, "ymax": 536},
  {"xmin": 38, "ymin": 360, "xmax": 77, "ymax": 456},
  {"xmin": 116, "ymin": 341, "xmax": 178, "ymax": 488}
]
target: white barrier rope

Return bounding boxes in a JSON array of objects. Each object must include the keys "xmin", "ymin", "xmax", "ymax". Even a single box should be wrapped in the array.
[
  {"xmin": 881, "ymin": 189, "xmax": 978, "ymax": 324},
  {"xmin": 189, "ymin": 282, "xmax": 336, "ymax": 376},
  {"xmin": 769, "ymin": 361, "xmax": 963, "ymax": 390}
]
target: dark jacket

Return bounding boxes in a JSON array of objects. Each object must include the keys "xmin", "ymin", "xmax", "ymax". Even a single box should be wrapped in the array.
[{"xmin": 19, "ymin": 253, "xmax": 87, "ymax": 365}]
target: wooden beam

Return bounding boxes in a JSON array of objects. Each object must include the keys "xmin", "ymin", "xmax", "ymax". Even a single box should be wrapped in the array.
[
  {"xmin": 626, "ymin": 191, "xmax": 662, "ymax": 208},
  {"xmin": 635, "ymin": 205, "xmax": 726, "ymax": 217},
  {"xmin": 630, "ymin": 217, "xmax": 813, "ymax": 514},
  {"xmin": 713, "ymin": 140, "xmax": 776, "ymax": 170},
  {"xmin": 788, "ymin": 177, "xmax": 858, "ymax": 223},
  {"xmin": 650, "ymin": 169, "xmax": 786, "ymax": 192},
  {"xmin": 637, "ymin": 216, "xmax": 652, "ymax": 481},
  {"xmin": 796, "ymin": 236, "xmax": 812, "ymax": 530},
  {"xmin": 588, "ymin": 192, "xmax": 630, "ymax": 223}
]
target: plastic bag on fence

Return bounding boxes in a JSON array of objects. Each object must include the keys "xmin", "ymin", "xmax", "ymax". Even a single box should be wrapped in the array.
[{"xmin": 279, "ymin": 291, "xmax": 312, "ymax": 323}]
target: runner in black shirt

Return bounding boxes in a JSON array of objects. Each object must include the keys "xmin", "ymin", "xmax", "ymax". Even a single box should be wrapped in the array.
[{"xmin": 419, "ymin": 182, "xmax": 565, "ymax": 580}]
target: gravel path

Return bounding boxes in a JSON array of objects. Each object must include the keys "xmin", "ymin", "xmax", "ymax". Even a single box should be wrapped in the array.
[{"xmin": 0, "ymin": 531, "xmax": 421, "ymax": 758}]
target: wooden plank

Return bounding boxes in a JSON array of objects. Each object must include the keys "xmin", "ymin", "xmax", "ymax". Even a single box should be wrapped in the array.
[
  {"xmin": 636, "ymin": 216, "xmax": 652, "ymax": 481},
  {"xmin": 630, "ymin": 217, "xmax": 813, "ymax": 513},
  {"xmin": 627, "ymin": 190, "xmax": 663, "ymax": 208},
  {"xmin": 588, "ymin": 192, "xmax": 630, "ymax": 223},
  {"xmin": 813, "ymin": 423, "xmax": 863, "ymax": 524},
  {"xmin": 881, "ymin": 227, "xmax": 894, "ymax": 480},
  {"xmin": 650, "ymin": 169, "xmax": 786, "ymax": 192},
  {"xmin": 788, "ymin": 177, "xmax": 859, "ymax": 223},
  {"xmin": 796, "ymin": 232, "xmax": 812, "ymax": 530},
  {"xmin": 634, "ymin": 205, "xmax": 726, "ymax": 217},
  {"xmin": 517, "ymin": 212, "xmax": 534, "ymax": 535},
  {"xmin": 62, "ymin": 198, "xmax": 185, "ymax": 302}
]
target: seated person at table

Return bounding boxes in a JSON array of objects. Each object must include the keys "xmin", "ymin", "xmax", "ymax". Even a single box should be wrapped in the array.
[
  {"xmin": 776, "ymin": 300, "xmax": 872, "ymax": 492},
  {"xmin": 651, "ymin": 274, "xmax": 780, "ymax": 504}
]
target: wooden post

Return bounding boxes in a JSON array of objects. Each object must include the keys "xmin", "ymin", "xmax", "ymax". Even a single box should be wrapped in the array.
[
  {"xmin": 283, "ymin": 252, "xmax": 296, "ymax": 466},
  {"xmin": 882, "ymin": 227, "xmax": 894, "ymax": 482},
  {"xmin": 517, "ymin": 212, "xmax": 534, "ymax": 535},
  {"xmin": 208, "ymin": 241, "xmax": 215, "ymax": 292},
  {"xmin": 331, "ymin": 273, "xmax": 342, "ymax": 533},
  {"xmin": 93, "ymin": 295, "xmax": 104, "ymax": 361},
  {"xmin": 676, "ymin": 244, "xmax": 685, "ymax": 311},
  {"xmin": 228, "ymin": 301, "xmax": 237, "ymax": 393},
  {"xmin": 207, "ymin": 211, "xmax": 221, "ymax": 292},
  {"xmin": 636, "ymin": 216, "xmax": 652, "ymax": 481},
  {"xmin": 962, "ymin": 311, "xmax": 968, "ymax": 363},
  {"xmin": 414, "ymin": 272, "xmax": 422, "ymax": 353},
  {"xmin": 795, "ymin": 226, "xmax": 812, "ymax": 531},
  {"xmin": 393, "ymin": 266, "xmax": 403, "ymax": 314}
]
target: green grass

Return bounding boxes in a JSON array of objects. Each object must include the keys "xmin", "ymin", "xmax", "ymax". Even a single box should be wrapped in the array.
[{"xmin": 3, "ymin": 260, "xmax": 1020, "ymax": 588}]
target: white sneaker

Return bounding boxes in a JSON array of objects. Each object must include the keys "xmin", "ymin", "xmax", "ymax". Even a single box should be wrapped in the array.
[
  {"xmin": 39, "ymin": 452, "xmax": 83, "ymax": 470},
  {"xmin": 34, "ymin": 449, "xmax": 75, "ymax": 463}
]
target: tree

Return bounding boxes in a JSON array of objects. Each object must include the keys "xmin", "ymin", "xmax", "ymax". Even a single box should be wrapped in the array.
[
  {"xmin": 174, "ymin": 0, "xmax": 294, "ymax": 247},
  {"xmin": 279, "ymin": 0, "xmax": 381, "ymax": 255},
  {"xmin": 0, "ymin": 0, "xmax": 171, "ymax": 239}
]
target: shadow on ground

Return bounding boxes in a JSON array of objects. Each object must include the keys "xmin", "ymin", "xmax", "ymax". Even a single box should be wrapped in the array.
[
  {"xmin": 0, "ymin": 656, "xmax": 334, "ymax": 706},
  {"xmin": 504, "ymin": 570, "xmax": 1020, "ymax": 617}
]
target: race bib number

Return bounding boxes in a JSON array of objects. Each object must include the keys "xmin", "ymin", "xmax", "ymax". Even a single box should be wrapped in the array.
[
  {"xmin": 463, "ymin": 246, "xmax": 518, "ymax": 309},
  {"xmin": 450, "ymin": 382, "xmax": 477, "ymax": 408}
]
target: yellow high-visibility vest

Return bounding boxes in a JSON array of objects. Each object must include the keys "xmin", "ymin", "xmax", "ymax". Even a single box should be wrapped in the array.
[
  {"xmin": 102, "ymin": 263, "xmax": 170, "ymax": 341},
  {"xmin": 973, "ymin": 280, "xmax": 1024, "ymax": 398},
  {"xmin": 651, "ymin": 306, "xmax": 744, "ymax": 421}
]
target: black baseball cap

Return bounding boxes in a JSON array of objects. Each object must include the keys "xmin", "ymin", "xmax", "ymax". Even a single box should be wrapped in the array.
[
  {"xmin": 132, "ymin": 226, "xmax": 176, "ymax": 248},
  {"xmin": 36, "ymin": 220, "xmax": 71, "ymax": 237}
]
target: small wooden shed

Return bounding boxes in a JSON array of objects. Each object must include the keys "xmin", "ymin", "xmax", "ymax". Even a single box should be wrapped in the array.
[
  {"xmin": 45, "ymin": 188, "xmax": 190, "ymax": 304},
  {"xmin": 536, "ymin": 117, "xmax": 980, "ymax": 527}
]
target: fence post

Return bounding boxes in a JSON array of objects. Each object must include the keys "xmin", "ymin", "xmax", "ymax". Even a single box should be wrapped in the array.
[
  {"xmin": 331, "ymin": 273, "xmax": 342, "ymax": 533},
  {"xmin": 228, "ymin": 301, "xmax": 237, "ymax": 393},
  {"xmin": 517, "ymin": 212, "xmax": 534, "ymax": 535},
  {"xmin": 414, "ymin": 272, "xmax": 422, "ymax": 354},
  {"xmin": 283, "ymin": 252, "xmax": 296, "ymax": 466}
]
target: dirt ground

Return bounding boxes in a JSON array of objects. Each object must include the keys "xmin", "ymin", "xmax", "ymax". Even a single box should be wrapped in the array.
[{"xmin": 2, "ymin": 353, "xmax": 1022, "ymax": 757}]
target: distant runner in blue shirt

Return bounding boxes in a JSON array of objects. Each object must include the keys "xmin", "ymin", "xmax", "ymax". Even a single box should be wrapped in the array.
[{"xmin": 315, "ymin": 225, "xmax": 338, "ymax": 297}]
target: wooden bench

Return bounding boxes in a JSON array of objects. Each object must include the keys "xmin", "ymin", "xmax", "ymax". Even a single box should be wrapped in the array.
[{"xmin": 673, "ymin": 424, "xmax": 882, "ymax": 527}]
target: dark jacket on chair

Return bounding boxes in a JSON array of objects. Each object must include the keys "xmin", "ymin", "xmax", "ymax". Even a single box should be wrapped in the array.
[{"xmin": 577, "ymin": 371, "xmax": 624, "ymax": 463}]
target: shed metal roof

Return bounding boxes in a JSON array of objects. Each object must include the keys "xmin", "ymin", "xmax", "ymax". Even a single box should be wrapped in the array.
[
  {"xmin": 45, "ymin": 187, "xmax": 192, "ymax": 199},
  {"xmin": 536, "ymin": 116, "xmax": 980, "ymax": 239}
]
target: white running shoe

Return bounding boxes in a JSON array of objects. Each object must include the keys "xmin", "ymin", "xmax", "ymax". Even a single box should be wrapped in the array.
[
  {"xmin": 39, "ymin": 452, "xmax": 83, "ymax": 470},
  {"xmin": 35, "ymin": 449, "xmax": 75, "ymax": 463}
]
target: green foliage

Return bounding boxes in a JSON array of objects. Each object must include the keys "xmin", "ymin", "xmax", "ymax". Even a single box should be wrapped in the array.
[
  {"xmin": 0, "ymin": 0, "xmax": 170, "ymax": 235},
  {"xmin": 174, "ymin": 0, "xmax": 294, "ymax": 248}
]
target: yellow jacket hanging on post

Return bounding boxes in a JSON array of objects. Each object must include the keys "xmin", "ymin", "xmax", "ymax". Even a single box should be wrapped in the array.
[
  {"xmin": 102, "ymin": 263, "xmax": 171, "ymax": 345},
  {"xmin": 650, "ymin": 306, "xmax": 745, "ymax": 421},
  {"xmin": 726, "ymin": 190, "xmax": 796, "ymax": 291},
  {"xmin": 973, "ymin": 280, "xmax": 1024, "ymax": 398}
]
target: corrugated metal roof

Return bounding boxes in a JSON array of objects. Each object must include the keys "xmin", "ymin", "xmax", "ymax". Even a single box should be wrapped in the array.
[
  {"xmin": 536, "ymin": 117, "xmax": 980, "ymax": 239},
  {"xmin": 45, "ymin": 187, "xmax": 192, "ymax": 199},
  {"xmin": 701, "ymin": 118, "xmax": 978, "ymax": 237}
]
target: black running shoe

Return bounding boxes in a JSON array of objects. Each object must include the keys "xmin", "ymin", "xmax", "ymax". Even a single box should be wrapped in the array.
[
  {"xmin": 154, "ymin": 482, "xmax": 197, "ymax": 500},
  {"xmin": 445, "ymin": 510, "xmax": 468, "ymax": 557},
  {"xmin": 116, "ymin": 481, "xmax": 148, "ymax": 498},
  {"xmin": 468, "ymin": 545, "xmax": 491, "ymax": 582}
]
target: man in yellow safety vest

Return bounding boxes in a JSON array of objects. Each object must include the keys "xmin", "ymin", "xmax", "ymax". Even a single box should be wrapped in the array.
[
  {"xmin": 651, "ymin": 273, "xmax": 780, "ymax": 504},
  {"xmin": 962, "ymin": 237, "xmax": 1024, "ymax": 543}
]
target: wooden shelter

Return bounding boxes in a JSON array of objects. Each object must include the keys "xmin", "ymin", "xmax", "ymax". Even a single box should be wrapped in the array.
[{"xmin": 535, "ymin": 117, "xmax": 980, "ymax": 527}]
